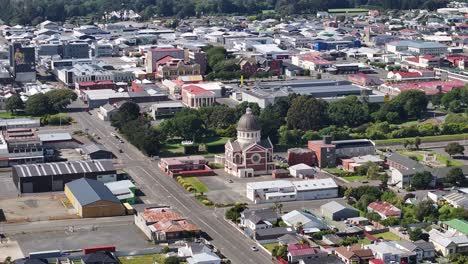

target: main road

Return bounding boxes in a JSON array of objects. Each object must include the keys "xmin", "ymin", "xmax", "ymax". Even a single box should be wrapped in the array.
[{"xmin": 70, "ymin": 111, "xmax": 272, "ymax": 264}]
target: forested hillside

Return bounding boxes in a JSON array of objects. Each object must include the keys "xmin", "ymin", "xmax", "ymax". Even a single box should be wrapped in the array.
[{"xmin": 0, "ymin": 0, "xmax": 452, "ymax": 25}]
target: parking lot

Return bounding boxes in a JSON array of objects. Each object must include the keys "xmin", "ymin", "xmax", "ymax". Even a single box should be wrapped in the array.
[
  {"xmin": 1, "ymin": 194, "xmax": 77, "ymax": 222},
  {"xmin": 10, "ymin": 224, "xmax": 151, "ymax": 255},
  {"xmin": 0, "ymin": 169, "xmax": 18, "ymax": 199}
]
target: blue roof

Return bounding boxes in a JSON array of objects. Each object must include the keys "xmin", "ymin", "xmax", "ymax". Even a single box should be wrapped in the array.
[{"xmin": 66, "ymin": 178, "xmax": 120, "ymax": 206}]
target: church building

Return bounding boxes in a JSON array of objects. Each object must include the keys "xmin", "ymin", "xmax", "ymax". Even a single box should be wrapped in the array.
[{"xmin": 224, "ymin": 108, "xmax": 275, "ymax": 177}]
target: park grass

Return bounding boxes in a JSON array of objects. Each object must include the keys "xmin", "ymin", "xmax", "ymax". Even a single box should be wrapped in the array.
[
  {"xmin": 374, "ymin": 231, "xmax": 401, "ymax": 241},
  {"xmin": 342, "ymin": 175, "xmax": 368, "ymax": 182},
  {"xmin": 184, "ymin": 177, "xmax": 209, "ymax": 193},
  {"xmin": 118, "ymin": 254, "xmax": 164, "ymax": 264},
  {"xmin": 161, "ymin": 137, "xmax": 230, "ymax": 156},
  {"xmin": 262, "ymin": 242, "xmax": 278, "ymax": 253},
  {"xmin": 375, "ymin": 133, "xmax": 468, "ymax": 146}
]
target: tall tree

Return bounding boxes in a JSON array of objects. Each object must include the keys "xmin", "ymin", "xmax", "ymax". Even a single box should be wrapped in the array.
[
  {"xmin": 25, "ymin": 93, "xmax": 50, "ymax": 116},
  {"xmin": 5, "ymin": 94, "xmax": 24, "ymax": 113},
  {"xmin": 287, "ymin": 96, "xmax": 328, "ymax": 130},
  {"xmin": 445, "ymin": 142, "xmax": 465, "ymax": 157}
]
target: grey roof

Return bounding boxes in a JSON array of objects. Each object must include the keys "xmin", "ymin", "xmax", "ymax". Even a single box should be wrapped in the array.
[
  {"xmin": 255, "ymin": 226, "xmax": 296, "ymax": 237},
  {"xmin": 82, "ymin": 143, "xmax": 110, "ymax": 154},
  {"xmin": 243, "ymin": 208, "xmax": 278, "ymax": 224},
  {"xmin": 396, "ymin": 240, "xmax": 418, "ymax": 252},
  {"xmin": 414, "ymin": 240, "xmax": 435, "ymax": 251},
  {"xmin": 13, "ymin": 160, "xmax": 115, "ymax": 178},
  {"xmin": 0, "ymin": 118, "xmax": 40, "ymax": 128},
  {"xmin": 321, "ymin": 201, "xmax": 358, "ymax": 214},
  {"xmin": 38, "ymin": 133, "xmax": 72, "ymax": 142},
  {"xmin": 66, "ymin": 178, "xmax": 120, "ymax": 206},
  {"xmin": 82, "ymin": 252, "xmax": 118, "ymax": 264},
  {"xmin": 387, "ymin": 153, "xmax": 426, "ymax": 175},
  {"xmin": 237, "ymin": 107, "xmax": 261, "ymax": 131},
  {"xmin": 282, "ymin": 210, "xmax": 328, "ymax": 230},
  {"xmin": 15, "ymin": 259, "xmax": 48, "ymax": 264}
]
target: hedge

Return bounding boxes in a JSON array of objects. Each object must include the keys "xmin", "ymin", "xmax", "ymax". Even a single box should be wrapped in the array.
[{"xmin": 184, "ymin": 144, "xmax": 200, "ymax": 155}]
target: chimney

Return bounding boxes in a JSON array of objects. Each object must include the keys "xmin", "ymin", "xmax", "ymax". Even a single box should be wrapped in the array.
[{"xmin": 347, "ymin": 246, "xmax": 351, "ymax": 252}]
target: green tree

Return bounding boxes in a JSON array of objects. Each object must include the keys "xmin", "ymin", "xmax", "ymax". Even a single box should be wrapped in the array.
[
  {"xmin": 410, "ymin": 171, "xmax": 433, "ymax": 190},
  {"xmin": 5, "ymin": 94, "xmax": 24, "ymax": 113},
  {"xmin": 25, "ymin": 93, "xmax": 50, "ymax": 116},
  {"xmin": 287, "ymin": 95, "xmax": 328, "ymax": 130},
  {"xmin": 446, "ymin": 167, "xmax": 465, "ymax": 186},
  {"xmin": 45, "ymin": 89, "xmax": 77, "ymax": 112},
  {"xmin": 445, "ymin": 142, "xmax": 465, "ymax": 157},
  {"xmin": 414, "ymin": 200, "xmax": 439, "ymax": 221},
  {"xmin": 327, "ymin": 96, "xmax": 369, "ymax": 127},
  {"xmin": 409, "ymin": 228, "xmax": 423, "ymax": 241},
  {"xmin": 111, "ymin": 102, "xmax": 140, "ymax": 129},
  {"xmin": 163, "ymin": 256, "xmax": 180, "ymax": 264}
]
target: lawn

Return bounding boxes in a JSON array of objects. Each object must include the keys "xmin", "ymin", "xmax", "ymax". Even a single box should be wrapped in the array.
[
  {"xmin": 0, "ymin": 111, "xmax": 35, "ymax": 119},
  {"xmin": 183, "ymin": 177, "xmax": 209, "ymax": 193},
  {"xmin": 342, "ymin": 175, "xmax": 368, "ymax": 182},
  {"xmin": 435, "ymin": 153, "xmax": 465, "ymax": 167},
  {"xmin": 324, "ymin": 167, "xmax": 344, "ymax": 174},
  {"xmin": 160, "ymin": 137, "xmax": 230, "ymax": 156},
  {"xmin": 262, "ymin": 242, "xmax": 278, "ymax": 253},
  {"xmin": 375, "ymin": 133, "xmax": 468, "ymax": 146},
  {"xmin": 357, "ymin": 237, "xmax": 372, "ymax": 245},
  {"xmin": 397, "ymin": 150, "xmax": 424, "ymax": 161},
  {"xmin": 374, "ymin": 231, "xmax": 401, "ymax": 241},
  {"xmin": 118, "ymin": 254, "xmax": 164, "ymax": 264}
]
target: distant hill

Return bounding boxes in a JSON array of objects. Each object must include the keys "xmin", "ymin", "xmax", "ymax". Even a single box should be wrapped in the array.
[{"xmin": 0, "ymin": 0, "xmax": 451, "ymax": 26}]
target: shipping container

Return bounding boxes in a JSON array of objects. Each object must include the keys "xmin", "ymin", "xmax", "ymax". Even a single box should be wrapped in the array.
[{"xmin": 83, "ymin": 245, "xmax": 116, "ymax": 255}]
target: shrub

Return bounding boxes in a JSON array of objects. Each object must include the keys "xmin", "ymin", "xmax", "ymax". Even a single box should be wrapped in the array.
[
  {"xmin": 184, "ymin": 144, "xmax": 200, "ymax": 155},
  {"xmin": 176, "ymin": 176, "xmax": 183, "ymax": 181},
  {"xmin": 47, "ymin": 113, "xmax": 72, "ymax": 125},
  {"xmin": 202, "ymin": 200, "xmax": 213, "ymax": 206},
  {"xmin": 182, "ymin": 183, "xmax": 192, "ymax": 189},
  {"xmin": 186, "ymin": 186, "xmax": 194, "ymax": 192}
]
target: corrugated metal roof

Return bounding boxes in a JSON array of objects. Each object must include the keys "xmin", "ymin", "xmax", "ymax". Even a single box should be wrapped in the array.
[
  {"xmin": 66, "ymin": 178, "xmax": 120, "ymax": 206},
  {"xmin": 13, "ymin": 159, "xmax": 115, "ymax": 177}
]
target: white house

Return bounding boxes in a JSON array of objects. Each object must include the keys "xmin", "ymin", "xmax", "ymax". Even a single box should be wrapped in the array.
[
  {"xmin": 187, "ymin": 252, "xmax": 221, "ymax": 264},
  {"xmin": 429, "ymin": 229, "xmax": 468, "ymax": 256}
]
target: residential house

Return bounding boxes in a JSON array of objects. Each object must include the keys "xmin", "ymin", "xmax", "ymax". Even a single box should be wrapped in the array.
[
  {"xmin": 442, "ymin": 219, "xmax": 468, "ymax": 236},
  {"xmin": 366, "ymin": 241, "xmax": 417, "ymax": 264},
  {"xmin": 187, "ymin": 252, "xmax": 221, "ymax": 264},
  {"xmin": 254, "ymin": 227, "xmax": 296, "ymax": 243},
  {"xmin": 367, "ymin": 201, "xmax": 401, "ymax": 220},
  {"xmin": 178, "ymin": 242, "xmax": 212, "ymax": 258},
  {"xmin": 347, "ymin": 73, "xmax": 383, "ymax": 87},
  {"xmin": 81, "ymin": 252, "xmax": 119, "ymax": 264},
  {"xmin": 278, "ymin": 234, "xmax": 301, "ymax": 246},
  {"xmin": 395, "ymin": 240, "xmax": 436, "ymax": 262},
  {"xmin": 240, "ymin": 208, "xmax": 279, "ymax": 235},
  {"xmin": 320, "ymin": 201, "xmax": 360, "ymax": 221},
  {"xmin": 335, "ymin": 245, "xmax": 374, "ymax": 264},
  {"xmin": 429, "ymin": 229, "xmax": 468, "ymax": 256},
  {"xmin": 322, "ymin": 234, "xmax": 343, "ymax": 246},
  {"xmin": 287, "ymin": 244, "xmax": 328, "ymax": 263},
  {"xmin": 387, "ymin": 153, "xmax": 434, "ymax": 189},
  {"xmin": 134, "ymin": 206, "xmax": 201, "ymax": 242},
  {"xmin": 281, "ymin": 210, "xmax": 328, "ymax": 234}
]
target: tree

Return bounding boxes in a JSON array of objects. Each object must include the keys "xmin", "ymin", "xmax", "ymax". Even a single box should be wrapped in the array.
[
  {"xmin": 414, "ymin": 200, "xmax": 439, "ymax": 222},
  {"xmin": 410, "ymin": 171, "xmax": 433, "ymax": 190},
  {"xmin": 294, "ymin": 221, "xmax": 304, "ymax": 233},
  {"xmin": 271, "ymin": 202, "xmax": 283, "ymax": 214},
  {"xmin": 446, "ymin": 167, "xmax": 465, "ymax": 186},
  {"xmin": 414, "ymin": 137, "xmax": 421, "ymax": 150},
  {"xmin": 409, "ymin": 228, "xmax": 423, "ymax": 241},
  {"xmin": 163, "ymin": 256, "xmax": 180, "ymax": 264},
  {"xmin": 225, "ymin": 203, "xmax": 247, "ymax": 222},
  {"xmin": 45, "ymin": 89, "xmax": 77, "ymax": 112},
  {"xmin": 111, "ymin": 102, "xmax": 140, "ymax": 129},
  {"xmin": 5, "ymin": 94, "xmax": 24, "ymax": 113},
  {"xmin": 287, "ymin": 95, "xmax": 328, "ymax": 130},
  {"xmin": 445, "ymin": 142, "xmax": 465, "ymax": 157},
  {"xmin": 25, "ymin": 93, "xmax": 50, "ymax": 116},
  {"xmin": 327, "ymin": 96, "xmax": 369, "ymax": 127}
]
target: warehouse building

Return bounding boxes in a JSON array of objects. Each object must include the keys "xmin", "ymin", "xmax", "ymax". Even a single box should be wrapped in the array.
[
  {"xmin": 320, "ymin": 201, "xmax": 360, "ymax": 221},
  {"xmin": 104, "ymin": 180, "xmax": 137, "ymax": 204},
  {"xmin": 82, "ymin": 143, "xmax": 113, "ymax": 160},
  {"xmin": 65, "ymin": 178, "xmax": 124, "ymax": 218},
  {"xmin": 12, "ymin": 159, "xmax": 117, "ymax": 193}
]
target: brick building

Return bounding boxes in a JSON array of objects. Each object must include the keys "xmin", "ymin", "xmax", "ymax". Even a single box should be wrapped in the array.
[
  {"xmin": 224, "ymin": 108, "xmax": 275, "ymax": 177},
  {"xmin": 287, "ymin": 148, "xmax": 315, "ymax": 166},
  {"xmin": 158, "ymin": 156, "xmax": 214, "ymax": 177}
]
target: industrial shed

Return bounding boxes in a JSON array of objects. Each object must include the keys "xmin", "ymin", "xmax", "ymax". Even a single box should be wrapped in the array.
[
  {"xmin": 12, "ymin": 160, "xmax": 117, "ymax": 193},
  {"xmin": 320, "ymin": 201, "xmax": 359, "ymax": 221},
  {"xmin": 82, "ymin": 143, "xmax": 113, "ymax": 160},
  {"xmin": 65, "ymin": 178, "xmax": 125, "ymax": 218}
]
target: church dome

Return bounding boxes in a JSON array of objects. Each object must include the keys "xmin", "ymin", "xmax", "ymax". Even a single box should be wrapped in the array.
[{"xmin": 237, "ymin": 107, "xmax": 261, "ymax": 132}]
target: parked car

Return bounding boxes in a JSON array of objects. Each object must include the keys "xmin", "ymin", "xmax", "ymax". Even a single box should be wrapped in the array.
[{"xmin": 251, "ymin": 246, "xmax": 258, "ymax": 252}]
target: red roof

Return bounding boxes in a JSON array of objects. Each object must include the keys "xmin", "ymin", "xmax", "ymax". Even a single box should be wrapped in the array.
[
  {"xmin": 183, "ymin": 85, "xmax": 214, "ymax": 95},
  {"xmin": 151, "ymin": 48, "xmax": 182, "ymax": 52},
  {"xmin": 141, "ymin": 208, "xmax": 185, "ymax": 223},
  {"xmin": 287, "ymin": 244, "xmax": 320, "ymax": 257},
  {"xmin": 370, "ymin": 259, "xmax": 385, "ymax": 264},
  {"xmin": 368, "ymin": 201, "xmax": 401, "ymax": 217},
  {"xmin": 79, "ymin": 81, "xmax": 114, "ymax": 86},
  {"xmin": 156, "ymin": 55, "xmax": 175, "ymax": 64},
  {"xmin": 385, "ymin": 80, "xmax": 464, "ymax": 95},
  {"xmin": 393, "ymin": 71, "xmax": 421, "ymax": 78}
]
